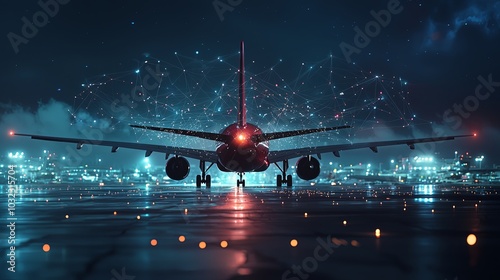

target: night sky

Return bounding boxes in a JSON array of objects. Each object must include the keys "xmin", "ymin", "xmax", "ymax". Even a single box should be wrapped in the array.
[{"xmin": 1, "ymin": 0, "xmax": 500, "ymax": 167}]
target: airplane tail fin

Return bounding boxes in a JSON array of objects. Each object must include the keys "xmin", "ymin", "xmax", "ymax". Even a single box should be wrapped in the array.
[{"xmin": 238, "ymin": 41, "xmax": 246, "ymax": 128}]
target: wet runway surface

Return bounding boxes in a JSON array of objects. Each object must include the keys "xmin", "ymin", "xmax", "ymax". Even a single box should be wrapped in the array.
[{"xmin": 2, "ymin": 182, "xmax": 500, "ymax": 280}]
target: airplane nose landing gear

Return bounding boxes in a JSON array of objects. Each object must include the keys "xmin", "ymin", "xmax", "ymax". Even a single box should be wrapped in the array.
[{"xmin": 237, "ymin": 173, "xmax": 245, "ymax": 187}]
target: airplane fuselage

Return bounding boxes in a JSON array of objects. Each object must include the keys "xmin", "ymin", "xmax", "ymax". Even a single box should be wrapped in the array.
[{"xmin": 216, "ymin": 123, "xmax": 269, "ymax": 172}]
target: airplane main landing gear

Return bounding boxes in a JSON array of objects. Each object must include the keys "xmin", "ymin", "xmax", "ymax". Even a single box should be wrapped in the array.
[
  {"xmin": 237, "ymin": 173, "xmax": 245, "ymax": 187},
  {"xmin": 275, "ymin": 160, "xmax": 292, "ymax": 187},
  {"xmin": 196, "ymin": 160, "xmax": 213, "ymax": 188}
]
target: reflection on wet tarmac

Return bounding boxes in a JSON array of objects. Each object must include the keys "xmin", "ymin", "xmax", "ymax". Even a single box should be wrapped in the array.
[{"xmin": 1, "ymin": 183, "xmax": 500, "ymax": 279}]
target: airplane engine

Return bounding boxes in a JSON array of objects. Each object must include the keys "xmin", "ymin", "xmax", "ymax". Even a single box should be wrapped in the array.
[
  {"xmin": 165, "ymin": 156, "xmax": 190, "ymax": 180},
  {"xmin": 217, "ymin": 161, "xmax": 232, "ymax": 172},
  {"xmin": 296, "ymin": 156, "xmax": 320, "ymax": 180}
]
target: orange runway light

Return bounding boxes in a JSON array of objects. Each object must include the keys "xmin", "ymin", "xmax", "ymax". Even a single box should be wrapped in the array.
[
  {"xmin": 199, "ymin": 241, "xmax": 207, "ymax": 249},
  {"xmin": 290, "ymin": 239, "xmax": 298, "ymax": 247},
  {"xmin": 220, "ymin": 240, "xmax": 228, "ymax": 248},
  {"xmin": 467, "ymin": 234, "xmax": 477, "ymax": 246},
  {"xmin": 42, "ymin": 244, "xmax": 51, "ymax": 252},
  {"xmin": 178, "ymin": 235, "xmax": 186, "ymax": 243},
  {"xmin": 150, "ymin": 239, "xmax": 158, "ymax": 246}
]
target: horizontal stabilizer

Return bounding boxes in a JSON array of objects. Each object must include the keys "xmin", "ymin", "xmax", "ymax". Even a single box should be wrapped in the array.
[
  {"xmin": 252, "ymin": 125, "xmax": 351, "ymax": 142},
  {"xmin": 130, "ymin": 124, "xmax": 232, "ymax": 142}
]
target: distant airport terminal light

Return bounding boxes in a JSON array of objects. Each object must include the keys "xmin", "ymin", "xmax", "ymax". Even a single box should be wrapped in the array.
[
  {"xmin": 8, "ymin": 152, "xmax": 24, "ymax": 159},
  {"xmin": 414, "ymin": 156, "xmax": 434, "ymax": 163}
]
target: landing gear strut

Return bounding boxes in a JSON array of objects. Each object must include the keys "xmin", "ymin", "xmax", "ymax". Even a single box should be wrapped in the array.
[
  {"xmin": 196, "ymin": 160, "xmax": 213, "ymax": 188},
  {"xmin": 236, "ymin": 173, "xmax": 245, "ymax": 187},
  {"xmin": 275, "ymin": 160, "xmax": 293, "ymax": 187}
]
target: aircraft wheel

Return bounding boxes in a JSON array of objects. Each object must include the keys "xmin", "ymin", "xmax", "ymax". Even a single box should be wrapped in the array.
[
  {"xmin": 196, "ymin": 175, "xmax": 202, "ymax": 188},
  {"xmin": 277, "ymin": 175, "xmax": 282, "ymax": 187},
  {"xmin": 206, "ymin": 175, "xmax": 211, "ymax": 188},
  {"xmin": 286, "ymin": 175, "xmax": 293, "ymax": 187}
]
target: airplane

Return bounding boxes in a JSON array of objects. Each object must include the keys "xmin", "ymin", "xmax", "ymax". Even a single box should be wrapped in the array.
[{"xmin": 12, "ymin": 41, "xmax": 474, "ymax": 188}]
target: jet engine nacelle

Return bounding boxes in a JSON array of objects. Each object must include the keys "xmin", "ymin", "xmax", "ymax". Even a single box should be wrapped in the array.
[
  {"xmin": 165, "ymin": 156, "xmax": 190, "ymax": 180},
  {"xmin": 296, "ymin": 156, "xmax": 320, "ymax": 180}
]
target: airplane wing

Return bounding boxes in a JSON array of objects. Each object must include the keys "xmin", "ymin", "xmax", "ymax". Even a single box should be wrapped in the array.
[
  {"xmin": 13, "ymin": 133, "xmax": 219, "ymax": 163},
  {"xmin": 268, "ymin": 134, "xmax": 474, "ymax": 163}
]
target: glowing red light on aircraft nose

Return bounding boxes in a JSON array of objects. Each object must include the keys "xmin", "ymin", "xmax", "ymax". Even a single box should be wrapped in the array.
[{"xmin": 237, "ymin": 133, "xmax": 247, "ymax": 142}]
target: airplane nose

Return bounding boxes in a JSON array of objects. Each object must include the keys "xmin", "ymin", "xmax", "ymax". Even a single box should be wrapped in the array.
[{"xmin": 235, "ymin": 133, "xmax": 248, "ymax": 142}]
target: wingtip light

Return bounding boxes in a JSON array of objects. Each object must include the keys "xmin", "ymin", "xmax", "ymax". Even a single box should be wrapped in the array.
[
  {"xmin": 473, "ymin": 133, "xmax": 477, "ymax": 137},
  {"xmin": 9, "ymin": 130, "xmax": 14, "ymax": 136}
]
